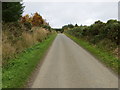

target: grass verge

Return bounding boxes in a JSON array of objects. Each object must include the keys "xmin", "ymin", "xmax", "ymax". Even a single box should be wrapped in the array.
[
  {"xmin": 2, "ymin": 33, "xmax": 57, "ymax": 88},
  {"xmin": 65, "ymin": 33, "xmax": 119, "ymax": 74}
]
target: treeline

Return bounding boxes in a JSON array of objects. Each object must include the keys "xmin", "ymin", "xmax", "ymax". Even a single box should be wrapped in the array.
[
  {"xmin": 2, "ymin": 2, "xmax": 51, "ymax": 31},
  {"xmin": 21, "ymin": 12, "xmax": 51, "ymax": 31},
  {"xmin": 2, "ymin": 2, "xmax": 53, "ymax": 63},
  {"xmin": 2, "ymin": 2, "xmax": 24, "ymax": 22},
  {"xmin": 63, "ymin": 20, "xmax": 119, "ymax": 56}
]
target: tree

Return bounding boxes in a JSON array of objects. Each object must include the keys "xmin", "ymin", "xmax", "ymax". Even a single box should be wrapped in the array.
[
  {"xmin": 75, "ymin": 24, "xmax": 78, "ymax": 27},
  {"xmin": 62, "ymin": 24, "xmax": 74, "ymax": 31},
  {"xmin": 32, "ymin": 12, "xmax": 44, "ymax": 26},
  {"xmin": 68, "ymin": 24, "xmax": 74, "ymax": 28},
  {"xmin": 2, "ymin": 2, "xmax": 24, "ymax": 22}
]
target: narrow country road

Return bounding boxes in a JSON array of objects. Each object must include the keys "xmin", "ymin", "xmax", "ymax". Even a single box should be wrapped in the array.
[{"xmin": 31, "ymin": 34, "xmax": 118, "ymax": 88}]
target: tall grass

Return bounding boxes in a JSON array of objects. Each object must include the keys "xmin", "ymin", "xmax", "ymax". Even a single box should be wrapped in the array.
[
  {"xmin": 2, "ymin": 23, "xmax": 51, "ymax": 64},
  {"xmin": 2, "ymin": 34, "xmax": 57, "ymax": 88}
]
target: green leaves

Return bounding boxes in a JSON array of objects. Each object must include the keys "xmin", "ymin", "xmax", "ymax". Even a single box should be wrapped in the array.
[
  {"xmin": 65, "ymin": 19, "xmax": 119, "ymax": 51},
  {"xmin": 2, "ymin": 2, "xmax": 24, "ymax": 22}
]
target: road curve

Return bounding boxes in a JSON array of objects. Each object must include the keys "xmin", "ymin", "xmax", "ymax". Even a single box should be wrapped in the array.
[{"xmin": 31, "ymin": 34, "xmax": 118, "ymax": 88}]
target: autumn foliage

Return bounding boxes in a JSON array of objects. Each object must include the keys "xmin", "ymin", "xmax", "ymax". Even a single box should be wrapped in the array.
[
  {"xmin": 32, "ymin": 12, "xmax": 44, "ymax": 26},
  {"xmin": 3, "ymin": 12, "xmax": 52, "ymax": 61},
  {"xmin": 21, "ymin": 12, "xmax": 47, "ymax": 26},
  {"xmin": 21, "ymin": 14, "xmax": 31, "ymax": 23}
]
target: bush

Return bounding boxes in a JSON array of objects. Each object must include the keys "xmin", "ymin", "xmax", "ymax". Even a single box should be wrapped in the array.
[
  {"xmin": 65, "ymin": 19, "xmax": 119, "ymax": 55},
  {"xmin": 97, "ymin": 39, "xmax": 117, "ymax": 52},
  {"xmin": 2, "ymin": 23, "xmax": 51, "ymax": 63},
  {"xmin": 23, "ymin": 22, "xmax": 32, "ymax": 30},
  {"xmin": 42, "ymin": 25, "xmax": 51, "ymax": 32}
]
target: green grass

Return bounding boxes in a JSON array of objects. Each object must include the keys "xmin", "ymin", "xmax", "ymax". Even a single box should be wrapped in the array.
[
  {"xmin": 2, "ymin": 34, "xmax": 57, "ymax": 88},
  {"xmin": 65, "ymin": 33, "xmax": 119, "ymax": 74}
]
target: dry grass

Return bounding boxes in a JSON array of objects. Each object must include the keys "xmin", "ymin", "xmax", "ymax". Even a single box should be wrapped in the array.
[
  {"xmin": 2, "ymin": 32, "xmax": 16, "ymax": 61},
  {"xmin": 2, "ymin": 24, "xmax": 51, "ymax": 63},
  {"xmin": 22, "ymin": 32, "xmax": 34, "ymax": 48},
  {"xmin": 33, "ymin": 28, "xmax": 49, "ymax": 42},
  {"xmin": 2, "ymin": 42, "xmax": 16, "ymax": 61}
]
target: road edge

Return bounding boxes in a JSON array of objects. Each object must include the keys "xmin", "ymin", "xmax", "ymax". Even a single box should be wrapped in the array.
[
  {"xmin": 24, "ymin": 34, "xmax": 57, "ymax": 88},
  {"xmin": 64, "ymin": 33, "xmax": 118, "ymax": 77}
]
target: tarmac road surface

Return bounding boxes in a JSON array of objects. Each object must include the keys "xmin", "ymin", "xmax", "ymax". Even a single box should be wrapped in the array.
[{"xmin": 31, "ymin": 34, "xmax": 118, "ymax": 88}]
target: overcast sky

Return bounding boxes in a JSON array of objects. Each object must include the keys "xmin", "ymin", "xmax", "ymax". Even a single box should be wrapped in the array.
[{"xmin": 23, "ymin": 1, "xmax": 118, "ymax": 28}]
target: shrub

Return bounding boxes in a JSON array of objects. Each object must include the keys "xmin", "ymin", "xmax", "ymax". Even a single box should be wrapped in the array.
[
  {"xmin": 97, "ymin": 39, "xmax": 117, "ymax": 52},
  {"xmin": 2, "ymin": 23, "xmax": 51, "ymax": 63},
  {"xmin": 65, "ymin": 19, "xmax": 119, "ymax": 55}
]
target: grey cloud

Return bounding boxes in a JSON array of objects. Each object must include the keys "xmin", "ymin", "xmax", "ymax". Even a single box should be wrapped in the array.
[{"xmin": 23, "ymin": 2, "xmax": 118, "ymax": 28}]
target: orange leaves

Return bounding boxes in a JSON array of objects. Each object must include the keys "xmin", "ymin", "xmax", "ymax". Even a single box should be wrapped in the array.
[
  {"xmin": 32, "ymin": 12, "xmax": 44, "ymax": 26},
  {"xmin": 21, "ymin": 12, "xmax": 45, "ymax": 26},
  {"xmin": 21, "ymin": 14, "xmax": 30, "ymax": 23}
]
